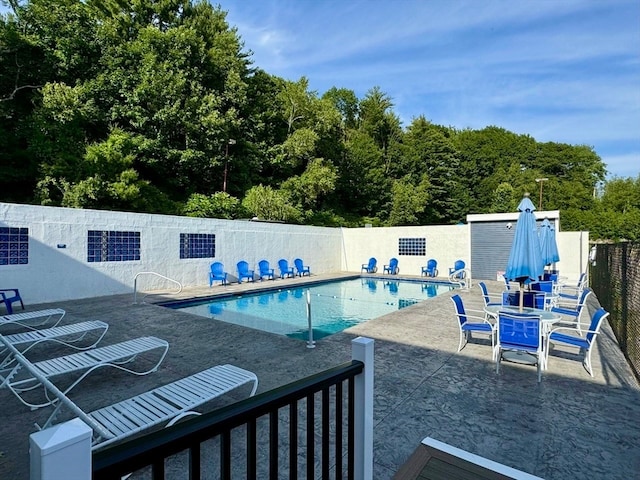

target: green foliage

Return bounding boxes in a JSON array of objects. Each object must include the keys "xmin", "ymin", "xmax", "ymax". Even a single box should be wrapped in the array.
[
  {"xmin": 490, "ymin": 182, "xmax": 517, "ymax": 213},
  {"xmin": 0, "ymin": 0, "xmax": 633, "ymax": 237},
  {"xmin": 182, "ymin": 192, "xmax": 243, "ymax": 219},
  {"xmin": 241, "ymin": 185, "xmax": 302, "ymax": 223},
  {"xmin": 281, "ymin": 158, "xmax": 337, "ymax": 212},
  {"xmin": 322, "ymin": 87, "xmax": 359, "ymax": 129},
  {"xmin": 388, "ymin": 175, "xmax": 430, "ymax": 226}
]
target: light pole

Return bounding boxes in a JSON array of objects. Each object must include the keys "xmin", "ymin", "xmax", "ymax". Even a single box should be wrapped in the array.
[
  {"xmin": 222, "ymin": 139, "xmax": 236, "ymax": 193},
  {"xmin": 535, "ymin": 177, "xmax": 548, "ymax": 210}
]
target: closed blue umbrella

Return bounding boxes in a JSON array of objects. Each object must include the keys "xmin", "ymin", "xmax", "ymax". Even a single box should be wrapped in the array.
[
  {"xmin": 505, "ymin": 195, "xmax": 545, "ymax": 311},
  {"xmin": 539, "ymin": 218, "xmax": 560, "ymax": 268}
]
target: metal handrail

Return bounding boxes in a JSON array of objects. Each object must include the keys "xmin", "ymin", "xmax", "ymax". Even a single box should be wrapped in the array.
[
  {"xmin": 133, "ymin": 272, "xmax": 183, "ymax": 304},
  {"xmin": 449, "ymin": 268, "xmax": 472, "ymax": 291}
]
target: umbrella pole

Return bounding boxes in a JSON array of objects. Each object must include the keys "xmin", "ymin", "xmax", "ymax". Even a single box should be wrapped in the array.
[{"xmin": 519, "ymin": 282, "xmax": 524, "ymax": 312}]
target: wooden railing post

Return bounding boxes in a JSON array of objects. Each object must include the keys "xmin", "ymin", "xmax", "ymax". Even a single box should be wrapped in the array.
[{"xmin": 352, "ymin": 336, "xmax": 374, "ymax": 480}]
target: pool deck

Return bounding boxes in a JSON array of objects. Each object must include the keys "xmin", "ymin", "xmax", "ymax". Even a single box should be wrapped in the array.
[{"xmin": 1, "ymin": 273, "xmax": 639, "ymax": 479}]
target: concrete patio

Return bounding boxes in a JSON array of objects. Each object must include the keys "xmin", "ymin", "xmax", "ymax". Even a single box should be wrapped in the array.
[{"xmin": 1, "ymin": 275, "xmax": 638, "ymax": 479}]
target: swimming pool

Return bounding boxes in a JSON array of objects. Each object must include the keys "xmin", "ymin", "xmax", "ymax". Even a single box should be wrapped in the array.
[{"xmin": 167, "ymin": 278, "xmax": 455, "ymax": 340}]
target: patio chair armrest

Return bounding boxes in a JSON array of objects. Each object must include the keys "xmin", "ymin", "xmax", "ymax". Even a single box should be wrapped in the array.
[
  {"xmin": 465, "ymin": 308, "xmax": 489, "ymax": 316},
  {"xmin": 553, "ymin": 299, "xmax": 581, "ymax": 309},
  {"xmin": 458, "ymin": 313, "xmax": 494, "ymax": 326},
  {"xmin": 548, "ymin": 326, "xmax": 600, "ymax": 337},
  {"xmin": 484, "ymin": 293, "xmax": 504, "ymax": 301},
  {"xmin": 558, "ymin": 285, "xmax": 581, "ymax": 295}
]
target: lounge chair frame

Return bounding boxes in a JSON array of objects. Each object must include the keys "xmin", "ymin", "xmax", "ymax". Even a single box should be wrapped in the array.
[
  {"xmin": 0, "ymin": 336, "xmax": 257, "ymax": 450},
  {"xmin": 0, "ymin": 308, "xmax": 66, "ymax": 331},
  {"xmin": 0, "ymin": 336, "xmax": 168, "ymax": 409},
  {"xmin": 0, "ymin": 320, "xmax": 109, "ymax": 369}
]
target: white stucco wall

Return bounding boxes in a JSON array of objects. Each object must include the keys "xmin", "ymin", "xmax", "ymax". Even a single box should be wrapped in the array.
[
  {"xmin": 556, "ymin": 231, "xmax": 590, "ymax": 282},
  {"xmin": 340, "ymin": 224, "xmax": 470, "ymax": 276},
  {"xmin": 0, "ymin": 203, "xmax": 342, "ymax": 304},
  {"xmin": 1, "ymin": 202, "xmax": 589, "ymax": 306}
]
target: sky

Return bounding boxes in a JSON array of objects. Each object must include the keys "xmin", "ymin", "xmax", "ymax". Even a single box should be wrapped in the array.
[{"xmin": 223, "ymin": 0, "xmax": 640, "ymax": 179}]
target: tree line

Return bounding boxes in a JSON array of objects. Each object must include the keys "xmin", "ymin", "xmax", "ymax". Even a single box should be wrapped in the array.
[{"xmin": 1, "ymin": 0, "xmax": 638, "ymax": 241}]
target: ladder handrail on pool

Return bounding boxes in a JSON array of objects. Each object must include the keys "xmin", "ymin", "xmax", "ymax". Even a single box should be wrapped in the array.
[
  {"xmin": 449, "ymin": 268, "xmax": 472, "ymax": 291},
  {"xmin": 133, "ymin": 272, "xmax": 183, "ymax": 304}
]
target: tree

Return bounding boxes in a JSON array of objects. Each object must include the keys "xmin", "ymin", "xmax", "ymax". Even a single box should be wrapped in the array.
[
  {"xmin": 358, "ymin": 86, "xmax": 401, "ymax": 166},
  {"xmin": 322, "ymin": 86, "xmax": 358, "ymax": 129},
  {"xmin": 183, "ymin": 192, "xmax": 243, "ymax": 219},
  {"xmin": 490, "ymin": 182, "xmax": 517, "ymax": 213},
  {"xmin": 335, "ymin": 129, "xmax": 389, "ymax": 217},
  {"xmin": 388, "ymin": 175, "xmax": 430, "ymax": 226},
  {"xmin": 281, "ymin": 158, "xmax": 338, "ymax": 214},
  {"xmin": 403, "ymin": 116, "xmax": 465, "ymax": 223},
  {"xmin": 241, "ymin": 185, "xmax": 301, "ymax": 223}
]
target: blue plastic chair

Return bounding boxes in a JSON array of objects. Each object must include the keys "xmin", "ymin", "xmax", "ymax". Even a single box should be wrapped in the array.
[
  {"xmin": 294, "ymin": 258, "xmax": 310, "ymax": 276},
  {"xmin": 0, "ymin": 289, "xmax": 25, "ymax": 314},
  {"xmin": 421, "ymin": 259, "xmax": 438, "ymax": 277},
  {"xmin": 209, "ymin": 262, "xmax": 228, "ymax": 286},
  {"xmin": 450, "ymin": 294, "xmax": 495, "ymax": 353},
  {"xmin": 496, "ymin": 311, "xmax": 544, "ymax": 382},
  {"xmin": 278, "ymin": 259, "xmax": 295, "ymax": 279},
  {"xmin": 237, "ymin": 261, "xmax": 255, "ymax": 284},
  {"xmin": 383, "ymin": 258, "xmax": 399, "ymax": 275},
  {"xmin": 547, "ymin": 307, "xmax": 609, "ymax": 377},
  {"xmin": 449, "ymin": 260, "xmax": 466, "ymax": 280},
  {"xmin": 361, "ymin": 257, "xmax": 377, "ymax": 273},
  {"xmin": 258, "ymin": 260, "xmax": 275, "ymax": 281}
]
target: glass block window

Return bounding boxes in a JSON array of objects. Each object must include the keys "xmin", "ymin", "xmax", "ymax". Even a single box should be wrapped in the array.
[
  {"xmin": 180, "ymin": 233, "xmax": 215, "ymax": 259},
  {"xmin": 0, "ymin": 227, "xmax": 29, "ymax": 265},
  {"xmin": 398, "ymin": 237, "xmax": 426, "ymax": 256},
  {"xmin": 87, "ymin": 230, "xmax": 140, "ymax": 262}
]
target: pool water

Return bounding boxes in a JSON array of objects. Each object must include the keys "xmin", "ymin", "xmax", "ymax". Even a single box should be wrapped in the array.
[{"xmin": 169, "ymin": 278, "xmax": 454, "ymax": 340}]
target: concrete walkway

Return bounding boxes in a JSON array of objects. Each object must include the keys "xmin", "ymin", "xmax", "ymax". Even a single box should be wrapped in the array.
[{"xmin": 1, "ymin": 275, "xmax": 638, "ymax": 479}]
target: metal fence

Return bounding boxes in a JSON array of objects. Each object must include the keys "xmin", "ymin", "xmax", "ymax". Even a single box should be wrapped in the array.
[{"xmin": 590, "ymin": 242, "xmax": 640, "ymax": 380}]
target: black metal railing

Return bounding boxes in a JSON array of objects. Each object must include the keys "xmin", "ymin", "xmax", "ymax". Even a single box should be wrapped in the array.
[
  {"xmin": 590, "ymin": 242, "xmax": 640, "ymax": 380},
  {"xmin": 93, "ymin": 360, "xmax": 365, "ymax": 480}
]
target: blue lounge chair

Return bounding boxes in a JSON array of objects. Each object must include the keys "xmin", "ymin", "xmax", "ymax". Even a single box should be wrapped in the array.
[
  {"xmin": 383, "ymin": 258, "xmax": 399, "ymax": 275},
  {"xmin": 294, "ymin": 258, "xmax": 310, "ymax": 276},
  {"xmin": 361, "ymin": 257, "xmax": 377, "ymax": 273},
  {"xmin": 258, "ymin": 260, "xmax": 275, "ymax": 280},
  {"xmin": 278, "ymin": 259, "xmax": 295, "ymax": 279},
  {"xmin": 209, "ymin": 262, "xmax": 228, "ymax": 286},
  {"xmin": 0, "ymin": 289, "xmax": 24, "ymax": 315},
  {"xmin": 237, "ymin": 261, "xmax": 255, "ymax": 283},
  {"xmin": 449, "ymin": 260, "xmax": 466, "ymax": 280},
  {"xmin": 421, "ymin": 259, "xmax": 438, "ymax": 277}
]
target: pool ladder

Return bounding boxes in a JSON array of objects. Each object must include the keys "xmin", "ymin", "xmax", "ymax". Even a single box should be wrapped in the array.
[
  {"xmin": 305, "ymin": 289, "xmax": 316, "ymax": 349},
  {"xmin": 134, "ymin": 272, "xmax": 183, "ymax": 304}
]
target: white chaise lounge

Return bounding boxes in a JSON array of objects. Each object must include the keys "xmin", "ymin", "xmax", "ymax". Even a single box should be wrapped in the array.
[
  {"xmin": 0, "ymin": 308, "xmax": 66, "ymax": 330},
  {"xmin": 0, "ymin": 320, "xmax": 109, "ymax": 369},
  {"xmin": 53, "ymin": 364, "xmax": 258, "ymax": 450},
  {"xmin": 0, "ymin": 335, "xmax": 169, "ymax": 408},
  {"xmin": 1, "ymin": 336, "xmax": 258, "ymax": 451}
]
